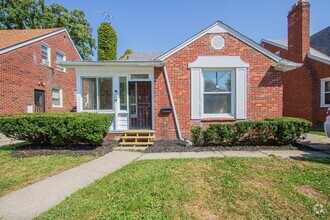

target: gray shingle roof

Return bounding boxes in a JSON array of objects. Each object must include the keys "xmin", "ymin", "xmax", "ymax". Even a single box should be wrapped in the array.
[
  {"xmin": 262, "ymin": 38, "xmax": 330, "ymax": 62},
  {"xmin": 120, "ymin": 52, "xmax": 164, "ymax": 61},
  {"xmin": 311, "ymin": 26, "xmax": 330, "ymax": 57}
]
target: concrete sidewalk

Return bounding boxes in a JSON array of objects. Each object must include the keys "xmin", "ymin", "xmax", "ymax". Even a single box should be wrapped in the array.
[
  {"xmin": 139, "ymin": 149, "xmax": 330, "ymax": 160},
  {"xmin": 0, "ymin": 133, "xmax": 23, "ymax": 147},
  {"xmin": 305, "ymin": 134, "xmax": 330, "ymax": 153},
  {"xmin": 0, "ymin": 151, "xmax": 142, "ymax": 220}
]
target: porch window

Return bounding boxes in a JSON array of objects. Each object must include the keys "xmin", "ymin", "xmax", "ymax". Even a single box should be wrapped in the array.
[
  {"xmin": 203, "ymin": 71, "xmax": 232, "ymax": 115},
  {"xmin": 119, "ymin": 77, "xmax": 127, "ymax": 111},
  {"xmin": 131, "ymin": 74, "xmax": 149, "ymax": 79},
  {"xmin": 321, "ymin": 79, "xmax": 330, "ymax": 106},
  {"xmin": 82, "ymin": 77, "xmax": 113, "ymax": 111}
]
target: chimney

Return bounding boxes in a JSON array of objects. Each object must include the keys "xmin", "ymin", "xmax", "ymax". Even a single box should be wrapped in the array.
[{"xmin": 288, "ymin": 0, "xmax": 311, "ymax": 63}]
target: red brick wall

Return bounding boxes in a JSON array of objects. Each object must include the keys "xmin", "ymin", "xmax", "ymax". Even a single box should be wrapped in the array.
[
  {"xmin": 287, "ymin": 0, "xmax": 310, "ymax": 63},
  {"xmin": 154, "ymin": 33, "xmax": 284, "ymax": 140},
  {"xmin": 0, "ymin": 31, "xmax": 81, "ymax": 114},
  {"xmin": 262, "ymin": 42, "xmax": 289, "ymax": 60}
]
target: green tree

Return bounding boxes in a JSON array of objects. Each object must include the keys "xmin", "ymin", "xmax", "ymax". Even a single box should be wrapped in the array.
[
  {"xmin": 97, "ymin": 22, "xmax": 117, "ymax": 61},
  {"xmin": 118, "ymin": 49, "xmax": 133, "ymax": 60},
  {"xmin": 0, "ymin": 0, "xmax": 96, "ymax": 60}
]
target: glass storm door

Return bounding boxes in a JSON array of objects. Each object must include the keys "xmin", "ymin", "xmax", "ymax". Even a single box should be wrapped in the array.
[
  {"xmin": 34, "ymin": 90, "xmax": 45, "ymax": 113},
  {"xmin": 129, "ymin": 82, "xmax": 152, "ymax": 129}
]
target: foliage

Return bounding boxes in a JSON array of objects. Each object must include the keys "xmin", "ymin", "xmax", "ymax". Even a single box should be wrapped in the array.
[
  {"xmin": 191, "ymin": 117, "xmax": 312, "ymax": 146},
  {"xmin": 97, "ymin": 22, "xmax": 117, "ymax": 61},
  {"xmin": 0, "ymin": 0, "xmax": 96, "ymax": 60},
  {"xmin": 118, "ymin": 49, "xmax": 133, "ymax": 60},
  {"xmin": 0, "ymin": 113, "xmax": 114, "ymax": 146}
]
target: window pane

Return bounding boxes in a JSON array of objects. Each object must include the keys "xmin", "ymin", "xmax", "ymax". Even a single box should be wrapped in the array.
[
  {"xmin": 82, "ymin": 78, "xmax": 97, "ymax": 110},
  {"xmin": 120, "ymin": 77, "xmax": 127, "ymax": 110},
  {"xmin": 325, "ymin": 82, "xmax": 330, "ymax": 92},
  {"xmin": 52, "ymin": 89, "xmax": 60, "ymax": 99},
  {"xmin": 98, "ymin": 78, "xmax": 113, "ymax": 110},
  {"xmin": 52, "ymin": 98, "xmax": 60, "ymax": 106},
  {"xmin": 131, "ymin": 74, "xmax": 149, "ymax": 79},
  {"xmin": 204, "ymin": 94, "xmax": 231, "ymax": 114},
  {"xmin": 325, "ymin": 93, "xmax": 330, "ymax": 105},
  {"xmin": 204, "ymin": 71, "xmax": 231, "ymax": 92},
  {"xmin": 56, "ymin": 52, "xmax": 64, "ymax": 61}
]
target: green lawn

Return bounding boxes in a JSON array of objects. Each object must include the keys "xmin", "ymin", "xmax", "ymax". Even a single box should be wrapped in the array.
[
  {"xmin": 38, "ymin": 157, "xmax": 330, "ymax": 220},
  {"xmin": 309, "ymin": 130, "xmax": 327, "ymax": 136},
  {"xmin": 0, "ymin": 144, "xmax": 96, "ymax": 196}
]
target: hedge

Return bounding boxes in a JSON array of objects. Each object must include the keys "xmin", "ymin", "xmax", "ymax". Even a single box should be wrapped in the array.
[
  {"xmin": 0, "ymin": 113, "xmax": 114, "ymax": 146},
  {"xmin": 190, "ymin": 117, "xmax": 312, "ymax": 146}
]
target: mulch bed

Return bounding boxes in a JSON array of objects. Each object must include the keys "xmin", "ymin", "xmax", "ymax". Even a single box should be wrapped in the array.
[
  {"xmin": 144, "ymin": 140, "xmax": 307, "ymax": 153},
  {"xmin": 11, "ymin": 140, "xmax": 117, "ymax": 158}
]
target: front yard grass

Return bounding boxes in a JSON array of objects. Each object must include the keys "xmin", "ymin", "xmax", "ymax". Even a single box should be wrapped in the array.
[
  {"xmin": 0, "ymin": 143, "xmax": 97, "ymax": 196},
  {"xmin": 38, "ymin": 157, "xmax": 330, "ymax": 219}
]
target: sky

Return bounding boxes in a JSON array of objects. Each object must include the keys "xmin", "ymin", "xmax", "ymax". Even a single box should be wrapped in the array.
[{"xmin": 50, "ymin": 0, "xmax": 330, "ymax": 60}]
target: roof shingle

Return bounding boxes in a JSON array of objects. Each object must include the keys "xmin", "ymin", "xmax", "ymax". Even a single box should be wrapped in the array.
[{"xmin": 0, "ymin": 28, "xmax": 65, "ymax": 50}]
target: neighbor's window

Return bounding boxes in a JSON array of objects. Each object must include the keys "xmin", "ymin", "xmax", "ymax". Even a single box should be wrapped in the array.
[
  {"xmin": 56, "ymin": 50, "xmax": 66, "ymax": 72},
  {"xmin": 52, "ymin": 88, "xmax": 62, "ymax": 107},
  {"xmin": 41, "ymin": 44, "xmax": 50, "ymax": 66},
  {"xmin": 322, "ymin": 80, "xmax": 330, "ymax": 106},
  {"xmin": 203, "ymin": 71, "xmax": 232, "ymax": 115},
  {"xmin": 120, "ymin": 76, "xmax": 127, "ymax": 111},
  {"xmin": 98, "ymin": 78, "xmax": 113, "ymax": 110},
  {"xmin": 82, "ymin": 78, "xmax": 97, "ymax": 110}
]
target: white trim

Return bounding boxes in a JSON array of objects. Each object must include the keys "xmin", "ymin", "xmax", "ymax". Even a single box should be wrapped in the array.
[
  {"xmin": 58, "ymin": 61, "xmax": 164, "ymax": 68},
  {"xmin": 320, "ymin": 78, "xmax": 330, "ymax": 107},
  {"xmin": 260, "ymin": 39, "xmax": 288, "ymax": 50},
  {"xmin": 189, "ymin": 56, "xmax": 249, "ymax": 68},
  {"xmin": 52, "ymin": 87, "xmax": 63, "ymax": 108},
  {"xmin": 309, "ymin": 53, "xmax": 330, "ymax": 65},
  {"xmin": 158, "ymin": 21, "xmax": 282, "ymax": 62}
]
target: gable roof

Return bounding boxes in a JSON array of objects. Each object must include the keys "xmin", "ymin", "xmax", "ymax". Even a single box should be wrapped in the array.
[
  {"xmin": 157, "ymin": 21, "xmax": 284, "ymax": 62},
  {"xmin": 310, "ymin": 26, "xmax": 330, "ymax": 57},
  {"xmin": 120, "ymin": 52, "xmax": 164, "ymax": 61},
  {"xmin": 0, "ymin": 28, "xmax": 82, "ymax": 60},
  {"xmin": 261, "ymin": 38, "xmax": 330, "ymax": 65}
]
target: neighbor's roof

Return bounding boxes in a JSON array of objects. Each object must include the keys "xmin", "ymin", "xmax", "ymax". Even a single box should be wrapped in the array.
[
  {"xmin": 0, "ymin": 28, "xmax": 64, "ymax": 50},
  {"xmin": 120, "ymin": 52, "xmax": 164, "ymax": 61},
  {"xmin": 0, "ymin": 28, "xmax": 82, "ymax": 60},
  {"xmin": 311, "ymin": 26, "xmax": 330, "ymax": 57},
  {"xmin": 261, "ymin": 36, "xmax": 330, "ymax": 65}
]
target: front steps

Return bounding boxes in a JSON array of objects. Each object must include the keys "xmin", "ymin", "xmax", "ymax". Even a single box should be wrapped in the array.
[{"xmin": 118, "ymin": 130, "xmax": 155, "ymax": 147}]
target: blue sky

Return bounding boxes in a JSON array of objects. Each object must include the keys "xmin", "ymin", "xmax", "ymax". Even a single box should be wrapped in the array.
[{"xmin": 51, "ymin": 0, "xmax": 330, "ymax": 60}]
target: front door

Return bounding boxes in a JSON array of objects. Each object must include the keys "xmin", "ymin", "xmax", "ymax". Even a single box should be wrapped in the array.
[
  {"xmin": 129, "ymin": 82, "xmax": 152, "ymax": 129},
  {"xmin": 34, "ymin": 90, "xmax": 45, "ymax": 113}
]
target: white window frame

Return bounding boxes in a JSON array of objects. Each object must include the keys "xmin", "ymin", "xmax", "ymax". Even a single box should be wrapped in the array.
[
  {"xmin": 201, "ymin": 69, "xmax": 235, "ymax": 118},
  {"xmin": 52, "ymin": 87, "xmax": 63, "ymax": 107},
  {"xmin": 41, "ymin": 43, "xmax": 51, "ymax": 67},
  {"xmin": 56, "ymin": 50, "xmax": 66, "ymax": 72},
  {"xmin": 321, "ymin": 78, "xmax": 330, "ymax": 107},
  {"xmin": 81, "ymin": 77, "xmax": 114, "ymax": 112}
]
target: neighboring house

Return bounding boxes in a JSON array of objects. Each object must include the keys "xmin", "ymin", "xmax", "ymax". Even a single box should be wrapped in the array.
[
  {"xmin": 261, "ymin": 0, "xmax": 330, "ymax": 129},
  {"xmin": 60, "ymin": 14, "xmax": 302, "ymax": 141},
  {"xmin": 0, "ymin": 28, "xmax": 82, "ymax": 114}
]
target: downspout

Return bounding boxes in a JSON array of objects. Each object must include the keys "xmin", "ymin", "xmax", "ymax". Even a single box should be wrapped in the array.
[{"xmin": 163, "ymin": 65, "xmax": 184, "ymax": 141}]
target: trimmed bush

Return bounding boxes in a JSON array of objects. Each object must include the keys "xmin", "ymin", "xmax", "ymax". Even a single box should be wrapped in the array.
[
  {"xmin": 0, "ymin": 113, "xmax": 114, "ymax": 146},
  {"xmin": 191, "ymin": 117, "xmax": 312, "ymax": 146}
]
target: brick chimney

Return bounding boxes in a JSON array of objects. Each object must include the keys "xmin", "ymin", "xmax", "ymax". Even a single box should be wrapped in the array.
[{"xmin": 288, "ymin": 0, "xmax": 311, "ymax": 63}]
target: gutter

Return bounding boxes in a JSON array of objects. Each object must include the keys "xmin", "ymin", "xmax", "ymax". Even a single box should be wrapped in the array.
[
  {"xmin": 57, "ymin": 61, "xmax": 165, "ymax": 68},
  {"xmin": 163, "ymin": 65, "xmax": 184, "ymax": 141},
  {"xmin": 272, "ymin": 59, "xmax": 303, "ymax": 72}
]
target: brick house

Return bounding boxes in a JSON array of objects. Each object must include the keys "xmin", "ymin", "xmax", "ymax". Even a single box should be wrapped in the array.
[
  {"xmin": 0, "ymin": 28, "xmax": 82, "ymax": 114},
  {"xmin": 261, "ymin": 0, "xmax": 330, "ymax": 129},
  {"xmin": 60, "ymin": 19, "xmax": 301, "ymax": 140}
]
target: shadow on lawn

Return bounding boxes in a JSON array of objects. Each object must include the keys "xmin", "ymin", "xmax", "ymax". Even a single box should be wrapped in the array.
[{"xmin": 291, "ymin": 156, "xmax": 330, "ymax": 165}]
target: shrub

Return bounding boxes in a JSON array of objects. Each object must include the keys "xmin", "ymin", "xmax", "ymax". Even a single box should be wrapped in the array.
[
  {"xmin": 190, "ymin": 117, "xmax": 312, "ymax": 146},
  {"xmin": 0, "ymin": 113, "xmax": 114, "ymax": 146}
]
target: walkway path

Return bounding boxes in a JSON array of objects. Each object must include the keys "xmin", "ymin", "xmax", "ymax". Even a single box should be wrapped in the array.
[
  {"xmin": 0, "ymin": 151, "xmax": 142, "ymax": 220},
  {"xmin": 305, "ymin": 134, "xmax": 330, "ymax": 153},
  {"xmin": 0, "ymin": 133, "xmax": 23, "ymax": 147},
  {"xmin": 139, "ymin": 149, "xmax": 329, "ymax": 160}
]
